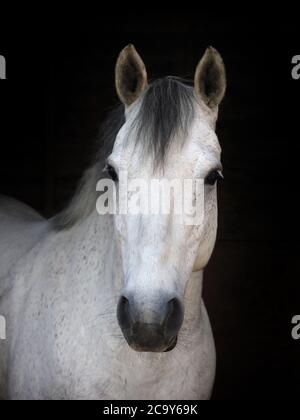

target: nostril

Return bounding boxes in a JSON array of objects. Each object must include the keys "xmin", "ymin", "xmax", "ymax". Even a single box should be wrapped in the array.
[
  {"xmin": 164, "ymin": 298, "xmax": 184, "ymax": 337},
  {"xmin": 167, "ymin": 298, "xmax": 180, "ymax": 316},
  {"xmin": 117, "ymin": 296, "xmax": 131, "ymax": 330},
  {"xmin": 120, "ymin": 295, "xmax": 129, "ymax": 308}
]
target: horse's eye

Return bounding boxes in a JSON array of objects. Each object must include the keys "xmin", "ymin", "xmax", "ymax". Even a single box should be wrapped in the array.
[
  {"xmin": 205, "ymin": 169, "xmax": 224, "ymax": 186},
  {"xmin": 105, "ymin": 164, "xmax": 118, "ymax": 182}
]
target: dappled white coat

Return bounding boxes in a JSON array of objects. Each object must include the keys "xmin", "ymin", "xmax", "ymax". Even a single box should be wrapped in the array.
[{"xmin": 0, "ymin": 44, "xmax": 226, "ymax": 400}]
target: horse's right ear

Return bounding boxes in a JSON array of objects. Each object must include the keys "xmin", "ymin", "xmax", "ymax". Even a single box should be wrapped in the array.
[{"xmin": 115, "ymin": 44, "xmax": 148, "ymax": 107}]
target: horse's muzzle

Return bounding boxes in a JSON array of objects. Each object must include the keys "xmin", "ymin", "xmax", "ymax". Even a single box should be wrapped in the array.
[{"xmin": 117, "ymin": 295, "xmax": 184, "ymax": 352}]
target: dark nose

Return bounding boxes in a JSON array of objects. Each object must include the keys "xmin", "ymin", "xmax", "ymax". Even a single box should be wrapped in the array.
[{"xmin": 117, "ymin": 295, "xmax": 184, "ymax": 352}]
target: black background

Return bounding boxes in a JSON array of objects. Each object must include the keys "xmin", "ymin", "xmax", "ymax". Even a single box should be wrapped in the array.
[{"xmin": 0, "ymin": 12, "xmax": 299, "ymax": 400}]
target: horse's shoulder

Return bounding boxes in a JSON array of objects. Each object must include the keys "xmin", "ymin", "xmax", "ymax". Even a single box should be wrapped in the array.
[{"xmin": 0, "ymin": 196, "xmax": 48, "ymax": 280}]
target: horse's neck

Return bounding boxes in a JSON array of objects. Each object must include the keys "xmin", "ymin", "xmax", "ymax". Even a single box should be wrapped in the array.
[{"xmin": 67, "ymin": 211, "xmax": 122, "ymax": 290}]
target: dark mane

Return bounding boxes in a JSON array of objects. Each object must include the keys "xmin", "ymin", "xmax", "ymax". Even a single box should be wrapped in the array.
[
  {"xmin": 132, "ymin": 77, "xmax": 196, "ymax": 165},
  {"xmin": 54, "ymin": 77, "xmax": 196, "ymax": 230}
]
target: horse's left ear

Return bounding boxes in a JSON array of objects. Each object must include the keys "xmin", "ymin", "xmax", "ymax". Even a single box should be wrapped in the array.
[
  {"xmin": 194, "ymin": 47, "xmax": 226, "ymax": 109},
  {"xmin": 115, "ymin": 44, "xmax": 148, "ymax": 107}
]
